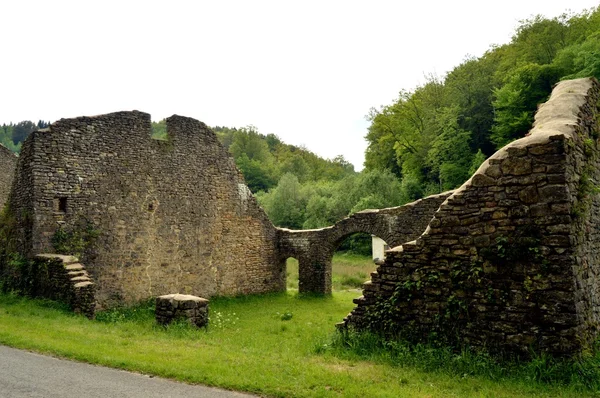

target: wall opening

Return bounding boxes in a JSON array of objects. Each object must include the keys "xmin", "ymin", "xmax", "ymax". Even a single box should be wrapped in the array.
[
  {"xmin": 332, "ymin": 232, "xmax": 376, "ymax": 291},
  {"xmin": 55, "ymin": 197, "xmax": 67, "ymax": 213},
  {"xmin": 151, "ymin": 119, "xmax": 169, "ymax": 141},
  {"xmin": 371, "ymin": 235, "xmax": 389, "ymax": 262},
  {"xmin": 285, "ymin": 257, "xmax": 299, "ymax": 291}
]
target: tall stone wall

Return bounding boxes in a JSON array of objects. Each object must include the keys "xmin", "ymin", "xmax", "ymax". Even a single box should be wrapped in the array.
[
  {"xmin": 7, "ymin": 111, "xmax": 282, "ymax": 306},
  {"xmin": 0, "ymin": 144, "xmax": 17, "ymax": 210},
  {"xmin": 343, "ymin": 78, "xmax": 600, "ymax": 356}
]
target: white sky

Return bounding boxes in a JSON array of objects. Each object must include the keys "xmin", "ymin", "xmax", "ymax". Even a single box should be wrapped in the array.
[{"xmin": 1, "ymin": 1, "xmax": 598, "ymax": 170}]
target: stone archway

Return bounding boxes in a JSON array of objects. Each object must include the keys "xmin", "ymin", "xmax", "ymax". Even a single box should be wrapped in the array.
[{"xmin": 276, "ymin": 191, "xmax": 452, "ymax": 294}]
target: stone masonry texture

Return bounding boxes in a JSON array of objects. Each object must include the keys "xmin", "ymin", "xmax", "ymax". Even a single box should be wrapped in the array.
[
  {"xmin": 0, "ymin": 144, "xmax": 17, "ymax": 210},
  {"xmin": 4, "ymin": 110, "xmax": 454, "ymax": 307},
  {"xmin": 342, "ymin": 78, "xmax": 600, "ymax": 356},
  {"xmin": 7, "ymin": 112, "xmax": 282, "ymax": 307}
]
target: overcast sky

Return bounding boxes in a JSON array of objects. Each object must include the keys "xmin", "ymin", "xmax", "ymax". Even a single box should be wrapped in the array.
[{"xmin": 1, "ymin": 1, "xmax": 598, "ymax": 170}]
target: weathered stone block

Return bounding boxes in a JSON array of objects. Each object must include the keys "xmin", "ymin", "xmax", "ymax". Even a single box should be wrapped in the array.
[
  {"xmin": 155, "ymin": 294, "xmax": 209, "ymax": 328},
  {"xmin": 518, "ymin": 186, "xmax": 539, "ymax": 204},
  {"xmin": 501, "ymin": 157, "xmax": 532, "ymax": 175}
]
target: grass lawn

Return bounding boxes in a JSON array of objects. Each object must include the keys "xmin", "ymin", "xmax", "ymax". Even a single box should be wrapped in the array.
[{"xmin": 0, "ymin": 288, "xmax": 596, "ymax": 397}]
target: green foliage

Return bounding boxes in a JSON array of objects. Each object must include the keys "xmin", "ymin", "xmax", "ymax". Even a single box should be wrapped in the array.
[
  {"xmin": 150, "ymin": 119, "xmax": 168, "ymax": 140},
  {"xmin": 235, "ymin": 153, "xmax": 276, "ymax": 193},
  {"xmin": 336, "ymin": 233, "xmax": 372, "ymax": 257},
  {"xmin": 364, "ymin": 7, "xmax": 600, "ymax": 193},
  {"xmin": 214, "ymin": 125, "xmax": 355, "ymax": 194},
  {"xmin": 256, "ymin": 173, "xmax": 306, "ymax": 228},
  {"xmin": 445, "ymin": 56, "xmax": 497, "ymax": 154},
  {"xmin": 258, "ymin": 168, "xmax": 408, "ymax": 236},
  {"xmin": 0, "ymin": 119, "xmax": 49, "ymax": 153},
  {"xmin": 510, "ymin": 14, "xmax": 571, "ymax": 65},
  {"xmin": 491, "ymin": 63, "xmax": 564, "ymax": 148},
  {"xmin": 554, "ymin": 32, "xmax": 600, "ymax": 80},
  {"xmin": 11, "ymin": 120, "xmax": 37, "ymax": 145},
  {"xmin": 51, "ymin": 222, "xmax": 99, "ymax": 257},
  {"xmin": 469, "ymin": 149, "xmax": 487, "ymax": 175},
  {"xmin": 0, "ymin": 125, "xmax": 20, "ymax": 153}
]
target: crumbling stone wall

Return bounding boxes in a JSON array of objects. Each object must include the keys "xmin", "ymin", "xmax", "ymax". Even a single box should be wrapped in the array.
[
  {"xmin": 7, "ymin": 112, "xmax": 282, "ymax": 306},
  {"xmin": 342, "ymin": 78, "xmax": 600, "ymax": 356},
  {"xmin": 0, "ymin": 144, "xmax": 17, "ymax": 210},
  {"xmin": 278, "ymin": 191, "xmax": 451, "ymax": 294}
]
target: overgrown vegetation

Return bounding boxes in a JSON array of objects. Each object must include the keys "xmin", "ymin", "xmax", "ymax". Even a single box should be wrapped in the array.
[
  {"xmin": 0, "ymin": 205, "xmax": 30, "ymax": 294},
  {"xmin": 51, "ymin": 221, "xmax": 99, "ymax": 257},
  {"xmin": 363, "ymin": 226, "xmax": 553, "ymax": 349},
  {"xmin": 328, "ymin": 330, "xmax": 600, "ymax": 392}
]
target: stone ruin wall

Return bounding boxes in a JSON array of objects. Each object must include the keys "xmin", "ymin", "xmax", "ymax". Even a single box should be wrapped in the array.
[
  {"xmin": 0, "ymin": 144, "xmax": 17, "ymax": 210},
  {"xmin": 343, "ymin": 78, "xmax": 600, "ymax": 356},
  {"xmin": 7, "ymin": 111, "xmax": 283, "ymax": 307},
  {"xmin": 277, "ymin": 191, "xmax": 452, "ymax": 294}
]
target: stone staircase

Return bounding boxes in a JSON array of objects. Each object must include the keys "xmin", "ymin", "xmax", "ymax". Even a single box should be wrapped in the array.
[{"xmin": 34, "ymin": 254, "xmax": 96, "ymax": 318}]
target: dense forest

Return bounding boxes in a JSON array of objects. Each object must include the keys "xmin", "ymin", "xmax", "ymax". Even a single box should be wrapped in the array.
[{"xmin": 3, "ymin": 7, "xmax": 600, "ymax": 236}]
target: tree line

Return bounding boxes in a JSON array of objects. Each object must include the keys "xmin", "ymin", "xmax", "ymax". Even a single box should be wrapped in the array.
[{"xmin": 0, "ymin": 120, "xmax": 49, "ymax": 153}]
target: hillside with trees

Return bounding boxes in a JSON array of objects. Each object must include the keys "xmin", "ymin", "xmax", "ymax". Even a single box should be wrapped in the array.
[
  {"xmin": 223, "ymin": 7, "xmax": 600, "ymax": 233},
  {"xmin": 364, "ymin": 7, "xmax": 600, "ymax": 196}
]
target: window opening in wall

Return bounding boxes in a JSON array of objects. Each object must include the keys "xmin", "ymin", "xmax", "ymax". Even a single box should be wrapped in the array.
[{"xmin": 57, "ymin": 197, "xmax": 67, "ymax": 213}]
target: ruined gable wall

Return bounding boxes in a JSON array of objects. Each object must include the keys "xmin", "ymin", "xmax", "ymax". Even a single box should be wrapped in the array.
[
  {"xmin": 9, "ymin": 111, "xmax": 282, "ymax": 306},
  {"xmin": 344, "ymin": 78, "xmax": 600, "ymax": 356},
  {"xmin": 0, "ymin": 144, "xmax": 17, "ymax": 210}
]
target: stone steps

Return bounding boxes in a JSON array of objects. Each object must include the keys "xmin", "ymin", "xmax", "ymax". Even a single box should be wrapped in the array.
[
  {"xmin": 33, "ymin": 254, "xmax": 96, "ymax": 318},
  {"xmin": 65, "ymin": 263, "xmax": 84, "ymax": 271}
]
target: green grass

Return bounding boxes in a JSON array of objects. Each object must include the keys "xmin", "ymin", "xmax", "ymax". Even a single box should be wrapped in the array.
[
  {"xmin": 0, "ymin": 291, "xmax": 598, "ymax": 397},
  {"xmin": 287, "ymin": 253, "xmax": 374, "ymax": 291}
]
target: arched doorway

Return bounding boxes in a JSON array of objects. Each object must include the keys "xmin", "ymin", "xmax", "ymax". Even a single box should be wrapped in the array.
[
  {"xmin": 276, "ymin": 223, "xmax": 397, "ymax": 295},
  {"xmin": 284, "ymin": 256, "xmax": 300, "ymax": 291}
]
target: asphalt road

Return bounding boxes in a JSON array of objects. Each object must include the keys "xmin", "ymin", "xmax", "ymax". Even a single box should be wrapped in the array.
[{"xmin": 0, "ymin": 345, "xmax": 255, "ymax": 398}]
